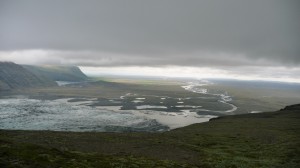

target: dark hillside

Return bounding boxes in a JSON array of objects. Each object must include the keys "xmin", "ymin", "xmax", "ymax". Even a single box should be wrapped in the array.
[
  {"xmin": 23, "ymin": 65, "xmax": 88, "ymax": 82},
  {"xmin": 0, "ymin": 62, "xmax": 57, "ymax": 90}
]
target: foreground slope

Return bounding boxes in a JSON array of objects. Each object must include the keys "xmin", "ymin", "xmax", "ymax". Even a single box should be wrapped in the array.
[
  {"xmin": 23, "ymin": 65, "xmax": 88, "ymax": 82},
  {"xmin": 0, "ymin": 104, "xmax": 299, "ymax": 167},
  {"xmin": 0, "ymin": 62, "xmax": 57, "ymax": 90}
]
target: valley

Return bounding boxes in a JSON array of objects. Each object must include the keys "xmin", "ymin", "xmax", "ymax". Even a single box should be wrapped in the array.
[{"xmin": 1, "ymin": 76, "xmax": 300, "ymax": 133}]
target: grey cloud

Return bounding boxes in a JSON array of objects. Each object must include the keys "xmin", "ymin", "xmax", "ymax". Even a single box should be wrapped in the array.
[
  {"xmin": 0, "ymin": 0, "xmax": 299, "ymax": 67},
  {"xmin": 0, "ymin": 50, "xmax": 280, "ymax": 67}
]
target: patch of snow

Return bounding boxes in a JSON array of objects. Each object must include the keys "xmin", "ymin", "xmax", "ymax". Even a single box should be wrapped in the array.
[
  {"xmin": 250, "ymin": 111, "xmax": 262, "ymax": 113},
  {"xmin": 132, "ymin": 100, "xmax": 144, "ymax": 103},
  {"xmin": 135, "ymin": 98, "xmax": 146, "ymax": 100}
]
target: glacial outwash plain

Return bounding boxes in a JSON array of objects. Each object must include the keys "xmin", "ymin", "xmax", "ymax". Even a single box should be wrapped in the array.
[{"xmin": 0, "ymin": 62, "xmax": 300, "ymax": 167}]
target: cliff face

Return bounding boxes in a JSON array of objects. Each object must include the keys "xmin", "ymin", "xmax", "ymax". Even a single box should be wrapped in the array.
[
  {"xmin": 23, "ymin": 65, "xmax": 88, "ymax": 82},
  {"xmin": 0, "ymin": 62, "xmax": 57, "ymax": 90}
]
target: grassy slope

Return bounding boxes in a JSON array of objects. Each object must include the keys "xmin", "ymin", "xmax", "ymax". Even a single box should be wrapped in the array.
[
  {"xmin": 0, "ymin": 62, "xmax": 57, "ymax": 90},
  {"xmin": 1, "ymin": 104, "xmax": 299, "ymax": 167}
]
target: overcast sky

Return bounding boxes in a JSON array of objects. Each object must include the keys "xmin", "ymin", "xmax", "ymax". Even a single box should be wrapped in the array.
[{"xmin": 0, "ymin": 0, "xmax": 299, "ymax": 82}]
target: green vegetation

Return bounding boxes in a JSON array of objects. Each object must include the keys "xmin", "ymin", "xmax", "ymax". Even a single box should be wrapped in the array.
[
  {"xmin": 0, "ymin": 141, "xmax": 189, "ymax": 168},
  {"xmin": 1, "ymin": 104, "xmax": 299, "ymax": 167}
]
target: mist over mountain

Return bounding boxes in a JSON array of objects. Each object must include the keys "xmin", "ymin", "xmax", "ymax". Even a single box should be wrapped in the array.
[{"xmin": 23, "ymin": 65, "xmax": 88, "ymax": 82}]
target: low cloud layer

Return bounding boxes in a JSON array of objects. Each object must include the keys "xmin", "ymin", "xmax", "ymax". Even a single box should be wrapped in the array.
[
  {"xmin": 81, "ymin": 66, "xmax": 300, "ymax": 83},
  {"xmin": 1, "ymin": 49, "xmax": 299, "ymax": 83},
  {"xmin": 0, "ymin": 49, "xmax": 280, "ymax": 67}
]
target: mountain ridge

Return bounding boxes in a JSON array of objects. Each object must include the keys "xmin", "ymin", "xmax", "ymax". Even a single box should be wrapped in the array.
[{"xmin": 0, "ymin": 62, "xmax": 57, "ymax": 90}]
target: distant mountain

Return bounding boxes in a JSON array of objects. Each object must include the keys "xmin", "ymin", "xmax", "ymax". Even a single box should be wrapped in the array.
[
  {"xmin": 0, "ymin": 62, "xmax": 57, "ymax": 90},
  {"xmin": 23, "ymin": 65, "xmax": 88, "ymax": 82}
]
